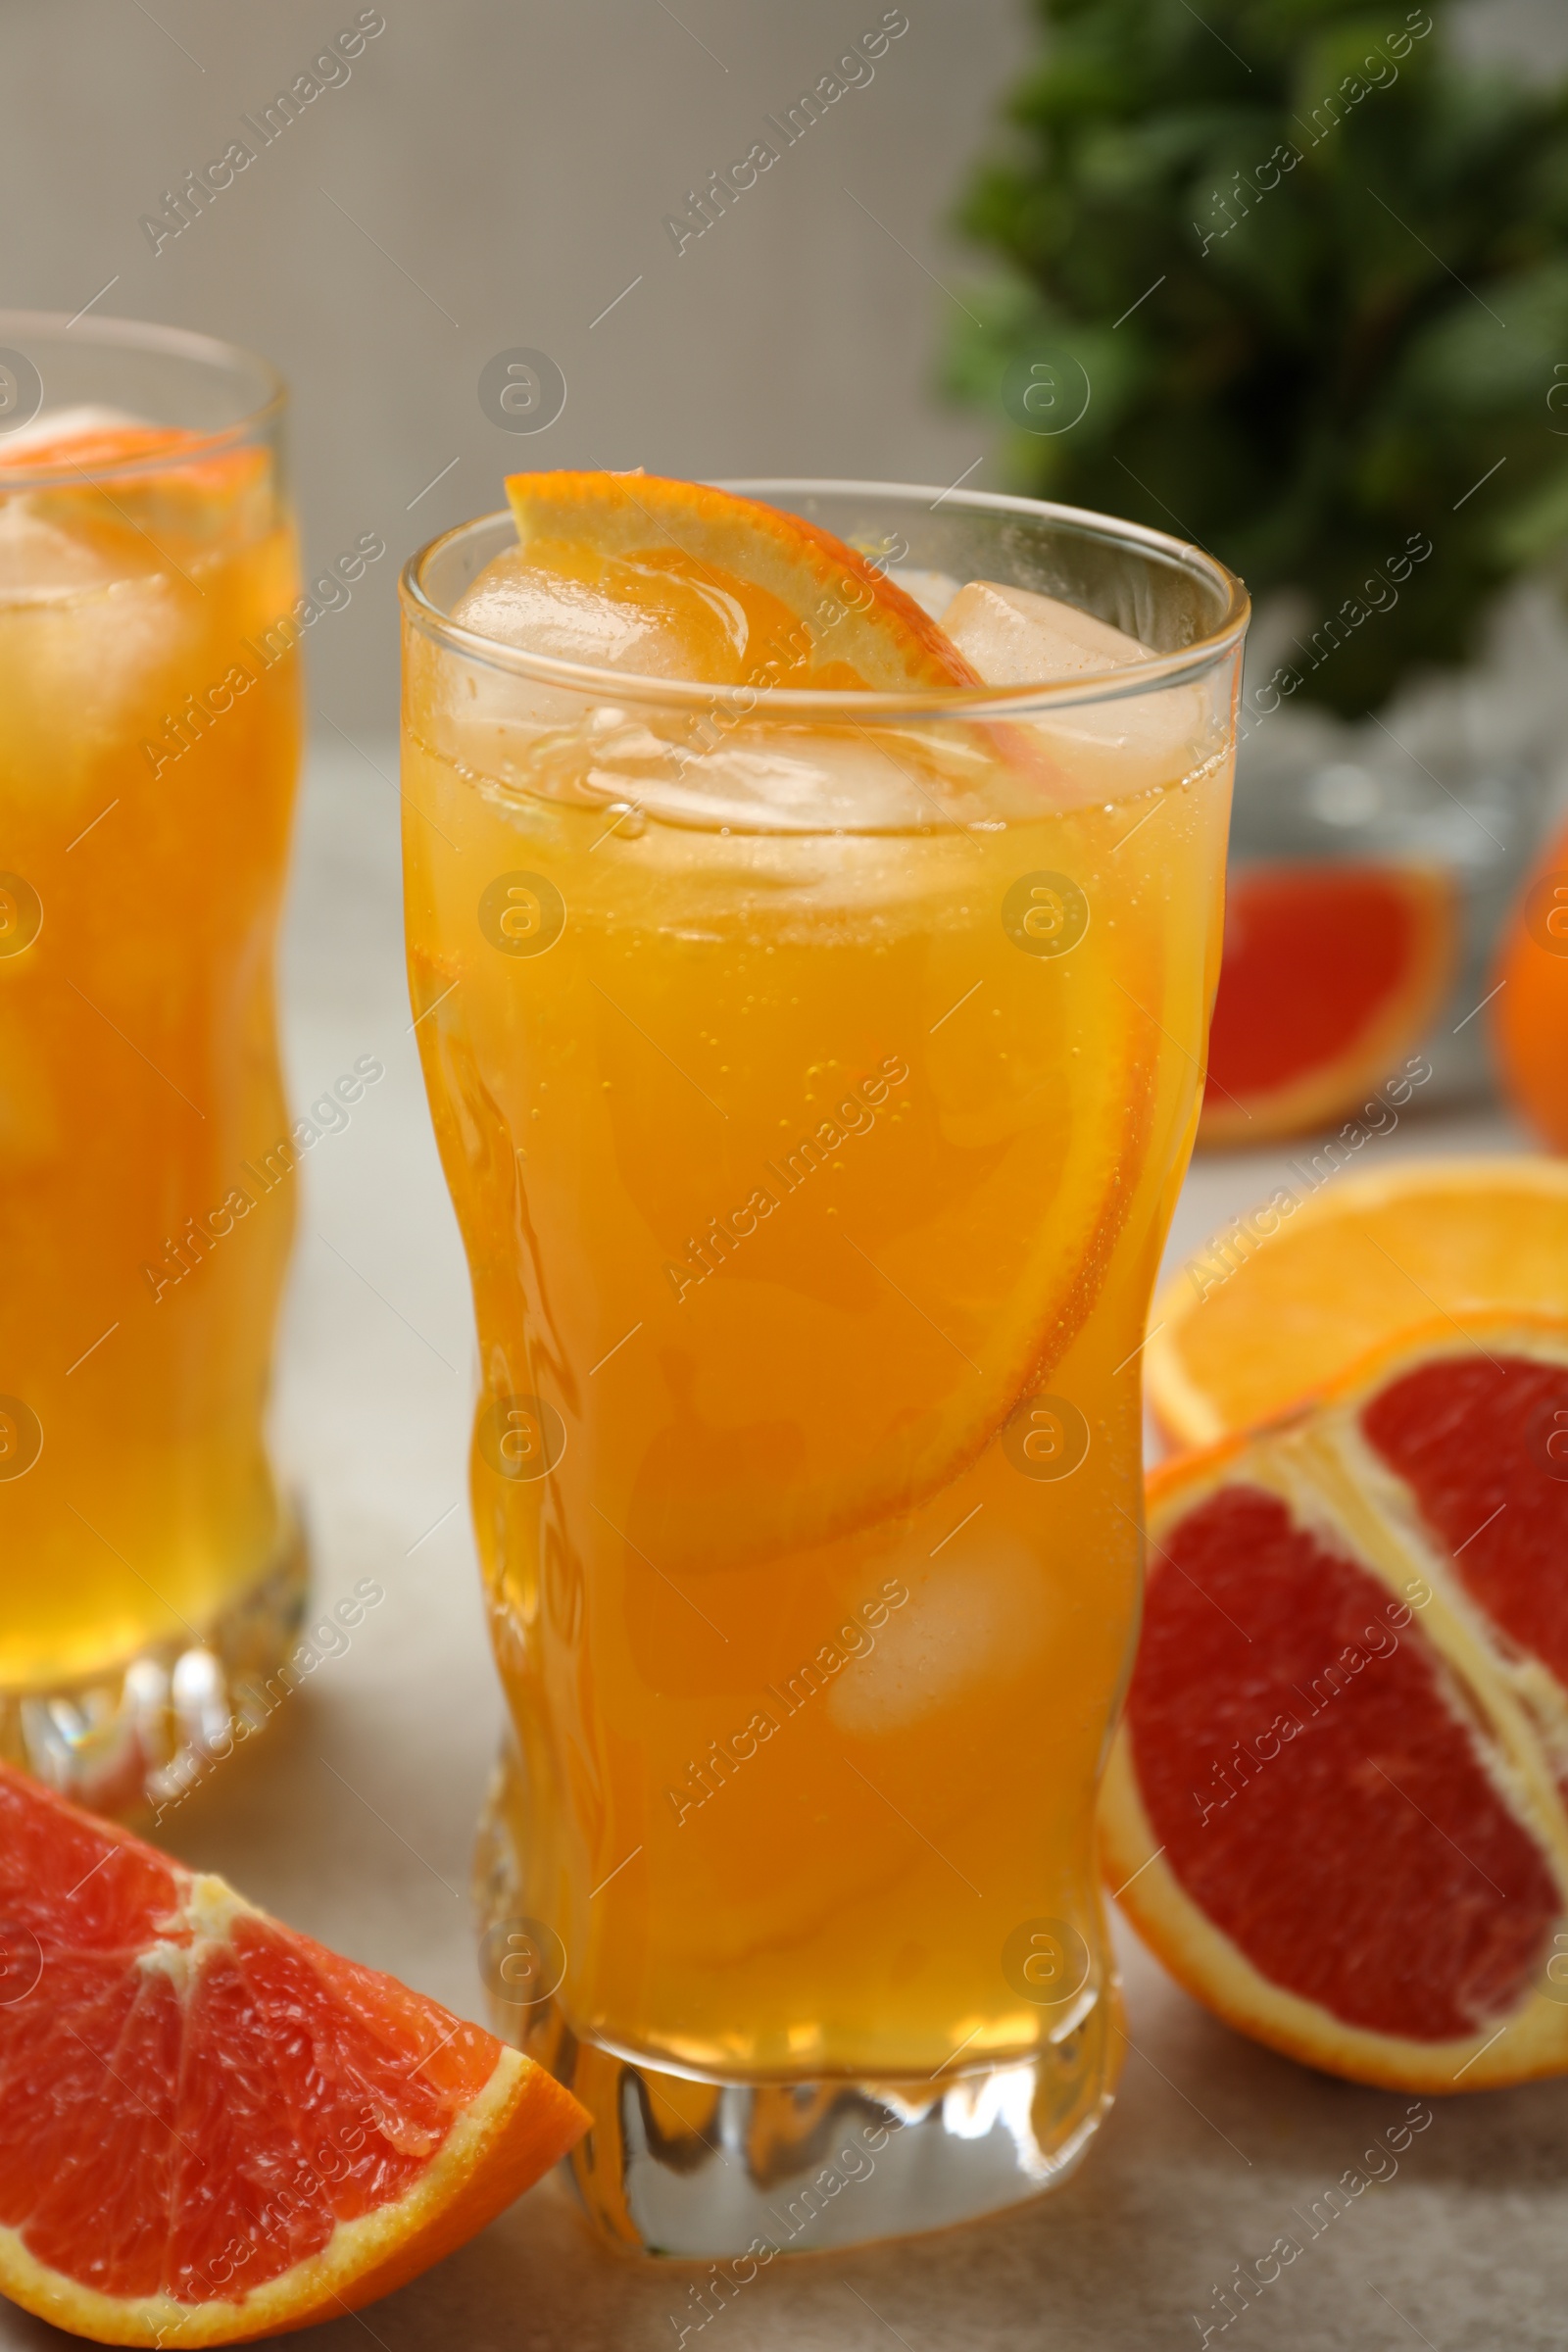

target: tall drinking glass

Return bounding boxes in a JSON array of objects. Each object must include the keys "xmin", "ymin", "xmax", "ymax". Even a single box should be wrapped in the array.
[
  {"xmin": 400, "ymin": 484, "xmax": 1247, "ymax": 2253},
  {"xmin": 0, "ymin": 315, "xmax": 306, "ymax": 1813}
]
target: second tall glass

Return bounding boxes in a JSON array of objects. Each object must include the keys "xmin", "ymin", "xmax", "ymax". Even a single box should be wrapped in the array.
[
  {"xmin": 0, "ymin": 315, "xmax": 306, "ymax": 1811},
  {"xmin": 400, "ymin": 481, "xmax": 1247, "ymax": 2253}
]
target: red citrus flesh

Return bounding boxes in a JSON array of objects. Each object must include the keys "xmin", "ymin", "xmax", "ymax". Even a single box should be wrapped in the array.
[
  {"xmin": 1102, "ymin": 1314, "xmax": 1568, "ymax": 2090},
  {"xmin": 1361, "ymin": 1352, "xmax": 1568, "ymax": 1690},
  {"xmin": 1200, "ymin": 862, "xmax": 1454, "ymax": 1147},
  {"xmin": 0, "ymin": 1764, "xmax": 587, "ymax": 2340},
  {"xmin": 1126, "ymin": 1482, "xmax": 1557, "ymax": 2041}
]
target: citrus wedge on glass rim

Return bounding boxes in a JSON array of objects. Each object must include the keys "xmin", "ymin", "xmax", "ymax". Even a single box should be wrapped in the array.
[
  {"xmin": 501, "ymin": 468, "xmax": 982, "ymax": 692},
  {"xmin": 1102, "ymin": 1311, "xmax": 1568, "ymax": 2092},
  {"xmin": 0, "ymin": 1762, "xmax": 587, "ymax": 2345},
  {"xmin": 1145, "ymin": 1156, "xmax": 1568, "ymax": 1449}
]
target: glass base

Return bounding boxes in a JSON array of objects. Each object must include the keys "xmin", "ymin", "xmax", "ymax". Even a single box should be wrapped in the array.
[
  {"xmin": 474, "ymin": 1749, "xmax": 1120, "ymax": 2256},
  {"xmin": 0, "ymin": 1510, "xmax": 309, "ymax": 1819}
]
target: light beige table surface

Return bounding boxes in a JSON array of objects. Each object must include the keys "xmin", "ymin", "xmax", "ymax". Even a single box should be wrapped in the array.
[{"xmin": 7, "ymin": 745, "xmax": 1562, "ymax": 2352}]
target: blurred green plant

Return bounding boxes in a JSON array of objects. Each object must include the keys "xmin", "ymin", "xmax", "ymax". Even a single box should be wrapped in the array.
[{"xmin": 948, "ymin": 0, "xmax": 1568, "ymax": 711}]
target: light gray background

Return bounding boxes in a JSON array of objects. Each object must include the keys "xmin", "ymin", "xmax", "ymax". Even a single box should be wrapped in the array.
[
  {"xmin": 3, "ymin": 0, "xmax": 1034, "ymax": 732},
  {"xmin": 4, "ymin": 0, "xmax": 1562, "ymax": 736}
]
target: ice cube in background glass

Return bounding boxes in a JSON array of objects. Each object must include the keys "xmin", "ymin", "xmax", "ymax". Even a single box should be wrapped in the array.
[
  {"xmin": 0, "ymin": 411, "xmax": 161, "ymax": 604},
  {"xmin": 454, "ymin": 544, "xmax": 712, "ymax": 680},
  {"xmin": 0, "ymin": 406, "xmax": 202, "ymax": 777},
  {"xmin": 0, "ymin": 504, "xmax": 129, "ymax": 602},
  {"xmin": 944, "ymin": 579, "xmax": 1152, "ymax": 681}
]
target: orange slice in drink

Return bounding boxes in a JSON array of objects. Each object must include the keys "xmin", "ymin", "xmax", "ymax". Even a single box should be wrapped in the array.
[
  {"xmin": 612, "ymin": 951, "xmax": 1161, "ymax": 1574},
  {"xmin": 1102, "ymin": 1313, "xmax": 1568, "ymax": 2092},
  {"xmin": 1494, "ymin": 812, "xmax": 1568, "ymax": 1152},
  {"xmin": 0, "ymin": 1762, "xmax": 587, "ymax": 2344},
  {"xmin": 503, "ymin": 469, "xmax": 981, "ymax": 691},
  {"xmin": 0, "ymin": 420, "xmax": 203, "ymax": 476},
  {"xmin": 1199, "ymin": 861, "xmax": 1456, "ymax": 1148},
  {"xmin": 1144, "ymin": 1156, "xmax": 1568, "ymax": 1449},
  {"xmin": 0, "ymin": 418, "xmax": 270, "ymax": 568}
]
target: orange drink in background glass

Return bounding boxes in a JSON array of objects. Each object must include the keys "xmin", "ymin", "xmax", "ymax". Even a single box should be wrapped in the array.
[
  {"xmin": 0, "ymin": 315, "xmax": 305, "ymax": 1811},
  {"xmin": 400, "ymin": 477, "xmax": 1247, "ymax": 2252}
]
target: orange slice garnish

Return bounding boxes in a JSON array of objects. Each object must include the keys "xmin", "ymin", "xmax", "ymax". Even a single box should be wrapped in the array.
[{"xmin": 504, "ymin": 469, "xmax": 980, "ymax": 693}]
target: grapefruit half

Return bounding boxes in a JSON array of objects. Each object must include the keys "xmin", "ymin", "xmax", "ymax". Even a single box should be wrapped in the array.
[
  {"xmin": 1102, "ymin": 1312, "xmax": 1568, "ymax": 2091},
  {"xmin": 0, "ymin": 1763, "xmax": 587, "ymax": 2344},
  {"xmin": 1199, "ymin": 861, "xmax": 1456, "ymax": 1148}
]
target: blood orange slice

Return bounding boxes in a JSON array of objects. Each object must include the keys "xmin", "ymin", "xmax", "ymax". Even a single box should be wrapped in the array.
[
  {"xmin": 1199, "ymin": 861, "xmax": 1456, "ymax": 1148},
  {"xmin": 1102, "ymin": 1313, "xmax": 1568, "ymax": 2090},
  {"xmin": 0, "ymin": 1764, "xmax": 587, "ymax": 2344}
]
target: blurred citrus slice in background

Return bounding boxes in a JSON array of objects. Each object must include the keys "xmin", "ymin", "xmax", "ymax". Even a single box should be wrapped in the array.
[{"xmin": 1199, "ymin": 862, "xmax": 1456, "ymax": 1148}]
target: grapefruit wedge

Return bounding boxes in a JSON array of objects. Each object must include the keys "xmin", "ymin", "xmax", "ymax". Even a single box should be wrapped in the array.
[
  {"xmin": 1102, "ymin": 1313, "xmax": 1568, "ymax": 2091},
  {"xmin": 0, "ymin": 1764, "xmax": 587, "ymax": 2344},
  {"xmin": 1199, "ymin": 861, "xmax": 1456, "ymax": 1148},
  {"xmin": 1146, "ymin": 1156, "xmax": 1568, "ymax": 1448},
  {"xmin": 503, "ymin": 469, "xmax": 981, "ymax": 693}
]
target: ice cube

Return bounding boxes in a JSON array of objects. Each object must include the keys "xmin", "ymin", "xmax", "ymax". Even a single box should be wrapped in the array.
[
  {"xmin": 453, "ymin": 544, "xmax": 710, "ymax": 680},
  {"xmin": 944, "ymin": 578, "xmax": 1152, "ymax": 682},
  {"xmin": 0, "ymin": 412, "xmax": 159, "ymax": 598},
  {"xmin": 888, "ymin": 565, "xmax": 963, "ymax": 623},
  {"xmin": 827, "ymin": 1544, "xmax": 1052, "ymax": 1737},
  {"xmin": 949, "ymin": 578, "xmax": 1223, "ymax": 806}
]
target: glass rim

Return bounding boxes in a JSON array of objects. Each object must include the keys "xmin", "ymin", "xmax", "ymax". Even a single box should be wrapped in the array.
[
  {"xmin": 399, "ymin": 478, "xmax": 1250, "ymax": 720},
  {"xmin": 0, "ymin": 308, "xmax": 286, "ymax": 490}
]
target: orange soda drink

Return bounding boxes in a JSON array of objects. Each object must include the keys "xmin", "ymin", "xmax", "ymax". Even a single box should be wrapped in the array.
[
  {"xmin": 400, "ymin": 476, "xmax": 1247, "ymax": 2251},
  {"xmin": 0, "ymin": 318, "xmax": 306, "ymax": 1812}
]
